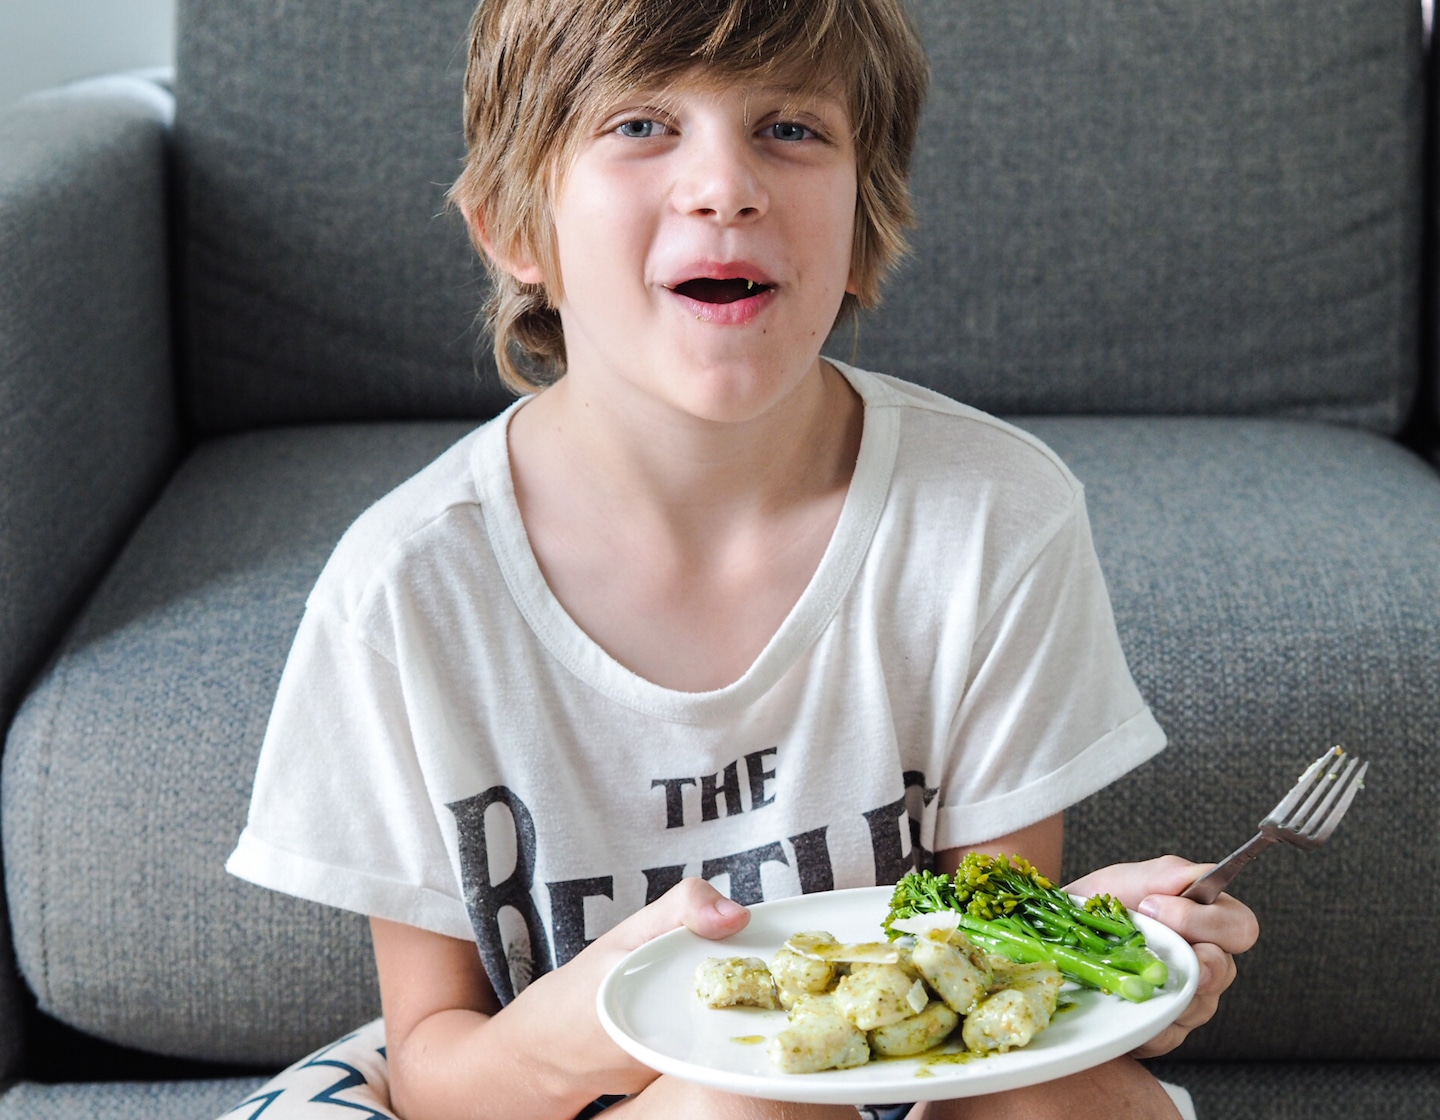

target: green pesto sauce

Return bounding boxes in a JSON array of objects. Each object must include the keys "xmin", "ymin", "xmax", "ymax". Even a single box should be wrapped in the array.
[{"xmin": 920, "ymin": 1047, "xmax": 985, "ymax": 1068}]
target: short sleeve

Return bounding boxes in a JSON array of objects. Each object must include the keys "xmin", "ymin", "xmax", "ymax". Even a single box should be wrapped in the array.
[
  {"xmin": 935, "ymin": 489, "xmax": 1166, "ymax": 848},
  {"xmin": 226, "ymin": 605, "xmax": 474, "ymax": 940}
]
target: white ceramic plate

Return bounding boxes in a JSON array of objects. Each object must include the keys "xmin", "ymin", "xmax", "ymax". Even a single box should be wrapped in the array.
[{"xmin": 597, "ymin": 886, "xmax": 1199, "ymax": 1104}]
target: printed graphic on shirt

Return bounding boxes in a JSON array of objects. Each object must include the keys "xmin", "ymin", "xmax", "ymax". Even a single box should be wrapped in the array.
[{"xmin": 447, "ymin": 757, "xmax": 939, "ymax": 1005}]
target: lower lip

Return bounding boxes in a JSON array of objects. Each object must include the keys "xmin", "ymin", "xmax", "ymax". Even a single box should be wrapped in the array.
[{"xmin": 668, "ymin": 286, "xmax": 778, "ymax": 326}]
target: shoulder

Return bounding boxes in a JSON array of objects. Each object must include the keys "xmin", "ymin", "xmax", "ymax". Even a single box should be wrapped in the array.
[
  {"xmin": 835, "ymin": 361, "xmax": 1097, "ymax": 631},
  {"xmin": 837, "ymin": 360, "xmax": 1083, "ymax": 519}
]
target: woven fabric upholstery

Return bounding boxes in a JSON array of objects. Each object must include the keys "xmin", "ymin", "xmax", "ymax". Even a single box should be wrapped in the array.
[
  {"xmin": 1024, "ymin": 416, "xmax": 1440, "ymax": 1061},
  {"xmin": 0, "ymin": 1079, "xmax": 267, "ymax": 1120},
  {"xmin": 1149, "ymin": 1060, "xmax": 1440, "ymax": 1120},
  {"xmin": 854, "ymin": 0, "xmax": 1423, "ymax": 429},
  {"xmin": 174, "ymin": 0, "xmax": 504, "ymax": 432},
  {"xmin": 171, "ymin": 0, "xmax": 1423, "ymax": 433},
  {"xmin": 2, "ymin": 423, "xmax": 474, "ymax": 1064},
  {"xmin": 0, "ymin": 73, "xmax": 181, "ymax": 1083},
  {"xmin": 0, "ymin": 74, "xmax": 178, "ymax": 731}
]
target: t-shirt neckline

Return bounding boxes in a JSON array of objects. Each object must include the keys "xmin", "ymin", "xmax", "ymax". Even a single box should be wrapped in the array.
[{"xmin": 472, "ymin": 361, "xmax": 900, "ymax": 723}]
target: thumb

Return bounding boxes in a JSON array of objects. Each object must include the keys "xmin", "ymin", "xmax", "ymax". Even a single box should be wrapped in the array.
[
  {"xmin": 1066, "ymin": 855, "xmax": 1207, "ymax": 910},
  {"xmin": 603, "ymin": 878, "xmax": 751, "ymax": 954}
]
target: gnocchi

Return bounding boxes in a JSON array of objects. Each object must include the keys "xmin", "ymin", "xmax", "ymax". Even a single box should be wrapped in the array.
[{"xmin": 695, "ymin": 927, "xmax": 1063, "ymax": 1073}]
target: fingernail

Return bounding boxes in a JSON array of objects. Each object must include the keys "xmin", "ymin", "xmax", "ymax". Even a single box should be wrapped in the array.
[
  {"xmin": 1138, "ymin": 897, "xmax": 1160, "ymax": 918},
  {"xmin": 715, "ymin": 898, "xmax": 746, "ymax": 919}
]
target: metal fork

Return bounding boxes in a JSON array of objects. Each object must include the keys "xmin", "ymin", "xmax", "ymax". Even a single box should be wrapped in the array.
[{"xmin": 1182, "ymin": 746, "xmax": 1368, "ymax": 904}]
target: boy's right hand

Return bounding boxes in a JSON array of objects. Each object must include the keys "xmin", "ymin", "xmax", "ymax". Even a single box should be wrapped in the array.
[
  {"xmin": 512, "ymin": 877, "xmax": 752, "ymax": 1099},
  {"xmin": 376, "ymin": 879, "xmax": 750, "ymax": 1120}
]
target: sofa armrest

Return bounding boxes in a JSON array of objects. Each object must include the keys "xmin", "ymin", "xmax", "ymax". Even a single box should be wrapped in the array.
[
  {"xmin": 0, "ymin": 74, "xmax": 180, "ymax": 1079},
  {"xmin": 0, "ymin": 74, "xmax": 181, "ymax": 723}
]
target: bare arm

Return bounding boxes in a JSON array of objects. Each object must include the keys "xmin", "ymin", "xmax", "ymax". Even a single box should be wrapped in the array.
[
  {"xmin": 935, "ymin": 812, "xmax": 1065, "ymax": 881},
  {"xmin": 372, "ymin": 879, "xmax": 751, "ymax": 1120}
]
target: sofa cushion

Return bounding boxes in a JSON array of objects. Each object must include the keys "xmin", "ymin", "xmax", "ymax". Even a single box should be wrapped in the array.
[
  {"xmin": 853, "ymin": 1, "xmax": 1424, "ymax": 430},
  {"xmin": 174, "ymin": 0, "xmax": 500, "ymax": 432},
  {"xmin": 173, "ymin": 0, "xmax": 1423, "ymax": 433},
  {"xmin": 3, "ymin": 422, "xmax": 473, "ymax": 1065},
  {"xmin": 1025, "ymin": 416, "xmax": 1440, "ymax": 1061},
  {"xmin": 6, "ymin": 411, "xmax": 1438, "ymax": 1066},
  {"xmin": 1150, "ymin": 1060, "xmax": 1440, "ymax": 1120},
  {"xmin": 0, "ymin": 1079, "xmax": 266, "ymax": 1120}
]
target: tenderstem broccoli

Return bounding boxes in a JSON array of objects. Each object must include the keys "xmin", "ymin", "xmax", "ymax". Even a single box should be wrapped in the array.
[{"xmin": 884, "ymin": 854, "xmax": 1168, "ymax": 1003}]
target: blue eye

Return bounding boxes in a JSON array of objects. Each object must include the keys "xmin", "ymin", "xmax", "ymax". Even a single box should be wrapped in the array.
[
  {"xmin": 617, "ymin": 119, "xmax": 658, "ymax": 138},
  {"xmin": 770, "ymin": 122, "xmax": 813, "ymax": 142}
]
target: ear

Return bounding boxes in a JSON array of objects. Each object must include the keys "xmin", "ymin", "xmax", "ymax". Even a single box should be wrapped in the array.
[{"xmin": 466, "ymin": 207, "xmax": 546, "ymax": 286}]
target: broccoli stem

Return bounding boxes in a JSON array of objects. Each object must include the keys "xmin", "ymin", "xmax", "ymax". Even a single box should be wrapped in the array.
[
  {"xmin": 1020, "ymin": 904, "xmax": 1167, "ymax": 984},
  {"xmin": 958, "ymin": 915, "xmax": 1158, "ymax": 1003},
  {"xmin": 884, "ymin": 862, "xmax": 1170, "ymax": 1002}
]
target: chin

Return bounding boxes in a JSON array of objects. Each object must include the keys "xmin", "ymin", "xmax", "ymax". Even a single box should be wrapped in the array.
[
  {"xmin": 665, "ymin": 347, "xmax": 824, "ymax": 417},
  {"xmin": 669, "ymin": 369, "xmax": 815, "ymax": 426}
]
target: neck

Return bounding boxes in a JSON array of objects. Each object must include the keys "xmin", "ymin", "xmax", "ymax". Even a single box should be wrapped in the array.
[{"xmin": 509, "ymin": 358, "xmax": 862, "ymax": 534}]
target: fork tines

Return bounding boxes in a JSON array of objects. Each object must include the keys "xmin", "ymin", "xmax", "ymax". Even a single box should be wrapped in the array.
[{"xmin": 1264, "ymin": 746, "xmax": 1369, "ymax": 849}]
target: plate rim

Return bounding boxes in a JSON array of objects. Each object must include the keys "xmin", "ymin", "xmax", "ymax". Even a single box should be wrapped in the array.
[{"xmin": 596, "ymin": 885, "xmax": 1200, "ymax": 1104}]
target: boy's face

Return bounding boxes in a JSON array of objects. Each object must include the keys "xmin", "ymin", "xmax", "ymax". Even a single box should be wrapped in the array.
[{"xmin": 510, "ymin": 73, "xmax": 858, "ymax": 425}]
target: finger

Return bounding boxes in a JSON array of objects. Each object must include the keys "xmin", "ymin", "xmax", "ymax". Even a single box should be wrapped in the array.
[
  {"xmin": 599, "ymin": 877, "xmax": 750, "ymax": 953},
  {"xmin": 1130, "ymin": 976, "xmax": 1224, "ymax": 1059},
  {"xmin": 1137, "ymin": 891, "xmax": 1259, "ymax": 955},
  {"xmin": 1065, "ymin": 854, "xmax": 1201, "ymax": 908},
  {"xmin": 1130, "ymin": 1022, "xmax": 1185, "ymax": 1059},
  {"xmin": 1129, "ymin": 944, "xmax": 1233, "ymax": 1060},
  {"xmin": 1190, "ymin": 941, "xmax": 1237, "ymax": 1000}
]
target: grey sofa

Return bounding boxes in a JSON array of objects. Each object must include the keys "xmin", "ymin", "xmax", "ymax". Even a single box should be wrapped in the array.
[{"xmin": 2, "ymin": 1, "xmax": 1438, "ymax": 1118}]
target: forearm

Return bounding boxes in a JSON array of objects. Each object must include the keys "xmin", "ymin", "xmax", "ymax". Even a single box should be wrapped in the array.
[
  {"xmin": 389, "ymin": 994, "xmax": 619, "ymax": 1120},
  {"xmin": 374, "ymin": 884, "xmax": 751, "ymax": 1120}
]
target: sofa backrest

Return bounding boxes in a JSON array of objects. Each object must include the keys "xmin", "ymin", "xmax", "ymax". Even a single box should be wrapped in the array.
[
  {"xmin": 855, "ymin": 1, "xmax": 1425, "ymax": 431},
  {"xmin": 174, "ymin": 0, "xmax": 500, "ymax": 432},
  {"xmin": 173, "ymin": 0, "xmax": 1426, "ymax": 435}
]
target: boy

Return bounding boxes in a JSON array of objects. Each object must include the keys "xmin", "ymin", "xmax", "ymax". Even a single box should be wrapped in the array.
[{"xmin": 228, "ymin": 0, "xmax": 1257, "ymax": 1117}]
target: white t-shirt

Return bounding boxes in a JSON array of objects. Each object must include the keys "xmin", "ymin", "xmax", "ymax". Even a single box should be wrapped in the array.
[{"xmin": 227, "ymin": 362, "xmax": 1164, "ymax": 1003}]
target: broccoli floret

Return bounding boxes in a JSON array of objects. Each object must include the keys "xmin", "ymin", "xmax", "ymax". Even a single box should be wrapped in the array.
[{"xmin": 885, "ymin": 854, "xmax": 1168, "ymax": 1003}]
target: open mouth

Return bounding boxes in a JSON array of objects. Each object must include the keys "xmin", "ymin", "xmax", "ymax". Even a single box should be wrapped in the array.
[{"xmin": 672, "ymin": 277, "xmax": 774, "ymax": 305}]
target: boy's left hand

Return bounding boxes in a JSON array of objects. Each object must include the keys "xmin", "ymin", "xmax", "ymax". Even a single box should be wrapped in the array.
[{"xmin": 1065, "ymin": 855, "xmax": 1259, "ymax": 1058}]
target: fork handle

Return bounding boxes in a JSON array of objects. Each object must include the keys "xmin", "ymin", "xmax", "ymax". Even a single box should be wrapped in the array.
[{"xmin": 1181, "ymin": 831, "xmax": 1276, "ymax": 904}]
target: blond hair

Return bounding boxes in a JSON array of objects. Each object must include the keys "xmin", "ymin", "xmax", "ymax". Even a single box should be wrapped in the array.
[{"xmin": 451, "ymin": 0, "xmax": 929, "ymax": 393}]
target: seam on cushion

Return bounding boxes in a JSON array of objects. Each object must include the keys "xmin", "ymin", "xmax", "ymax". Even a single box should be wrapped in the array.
[{"xmin": 29, "ymin": 655, "xmax": 67, "ymax": 1011}]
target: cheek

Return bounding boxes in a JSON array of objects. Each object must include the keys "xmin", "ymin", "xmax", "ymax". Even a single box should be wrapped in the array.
[
  {"xmin": 810, "ymin": 206, "xmax": 861, "ymax": 302},
  {"xmin": 800, "ymin": 175, "xmax": 860, "ymax": 287},
  {"xmin": 554, "ymin": 187, "xmax": 651, "ymax": 297}
]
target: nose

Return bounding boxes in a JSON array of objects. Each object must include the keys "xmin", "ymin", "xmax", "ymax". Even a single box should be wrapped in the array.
[{"xmin": 672, "ymin": 123, "xmax": 769, "ymax": 223}]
